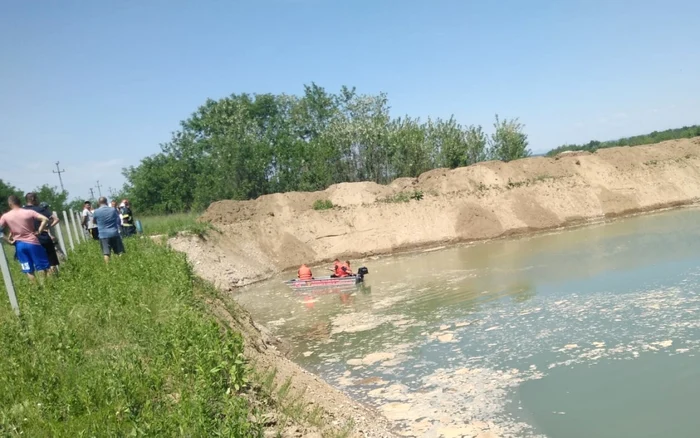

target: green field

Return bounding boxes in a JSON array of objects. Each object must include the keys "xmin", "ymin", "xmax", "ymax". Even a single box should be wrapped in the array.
[
  {"xmin": 0, "ymin": 238, "xmax": 262, "ymax": 436},
  {"xmin": 137, "ymin": 212, "xmax": 209, "ymax": 237}
]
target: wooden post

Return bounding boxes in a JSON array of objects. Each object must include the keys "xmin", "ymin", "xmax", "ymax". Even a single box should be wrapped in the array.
[{"xmin": 0, "ymin": 242, "xmax": 20, "ymax": 316}]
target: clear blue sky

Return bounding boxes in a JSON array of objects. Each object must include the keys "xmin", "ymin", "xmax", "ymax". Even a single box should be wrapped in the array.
[{"xmin": 2, "ymin": 0, "xmax": 699, "ymax": 201}]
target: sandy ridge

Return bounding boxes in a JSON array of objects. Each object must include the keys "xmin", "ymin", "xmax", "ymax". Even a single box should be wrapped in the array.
[{"xmin": 171, "ymin": 138, "xmax": 700, "ymax": 290}]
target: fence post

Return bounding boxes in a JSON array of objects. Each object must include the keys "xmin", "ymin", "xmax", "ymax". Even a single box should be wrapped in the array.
[
  {"xmin": 69, "ymin": 209, "xmax": 81, "ymax": 243},
  {"xmin": 62, "ymin": 211, "xmax": 75, "ymax": 251},
  {"xmin": 74, "ymin": 212, "xmax": 82, "ymax": 242},
  {"xmin": 0, "ymin": 242, "xmax": 20, "ymax": 316},
  {"xmin": 77, "ymin": 212, "xmax": 87, "ymax": 242},
  {"xmin": 55, "ymin": 221, "xmax": 68, "ymax": 259}
]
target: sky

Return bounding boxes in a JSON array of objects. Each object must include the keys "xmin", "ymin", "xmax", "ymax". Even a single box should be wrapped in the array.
[{"xmin": 1, "ymin": 0, "xmax": 699, "ymax": 201}]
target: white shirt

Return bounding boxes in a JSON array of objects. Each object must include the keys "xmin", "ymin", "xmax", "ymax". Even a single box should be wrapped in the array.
[{"xmin": 82, "ymin": 208, "xmax": 97, "ymax": 229}]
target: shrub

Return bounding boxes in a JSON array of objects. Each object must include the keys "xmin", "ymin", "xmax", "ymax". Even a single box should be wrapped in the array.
[{"xmin": 313, "ymin": 199, "xmax": 334, "ymax": 210}]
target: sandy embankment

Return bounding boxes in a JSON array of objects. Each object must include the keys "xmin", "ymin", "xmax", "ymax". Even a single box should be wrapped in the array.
[
  {"xmin": 170, "ymin": 137, "xmax": 700, "ymax": 438},
  {"xmin": 171, "ymin": 138, "xmax": 700, "ymax": 289}
]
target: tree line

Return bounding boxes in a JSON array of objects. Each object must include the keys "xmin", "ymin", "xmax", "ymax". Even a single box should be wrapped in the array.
[
  {"xmin": 121, "ymin": 83, "xmax": 531, "ymax": 214},
  {"xmin": 0, "ymin": 180, "xmax": 75, "ymax": 215},
  {"xmin": 546, "ymin": 125, "xmax": 700, "ymax": 156}
]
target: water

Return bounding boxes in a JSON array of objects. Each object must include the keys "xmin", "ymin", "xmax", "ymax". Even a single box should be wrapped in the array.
[{"xmin": 237, "ymin": 208, "xmax": 700, "ymax": 437}]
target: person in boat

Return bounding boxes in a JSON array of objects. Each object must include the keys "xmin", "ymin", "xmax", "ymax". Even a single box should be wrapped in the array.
[
  {"xmin": 331, "ymin": 259, "xmax": 351, "ymax": 278},
  {"xmin": 329, "ymin": 259, "xmax": 341, "ymax": 277},
  {"xmin": 298, "ymin": 263, "xmax": 313, "ymax": 280},
  {"xmin": 344, "ymin": 260, "xmax": 354, "ymax": 276}
]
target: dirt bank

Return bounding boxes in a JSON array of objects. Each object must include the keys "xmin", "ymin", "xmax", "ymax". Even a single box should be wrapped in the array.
[
  {"xmin": 171, "ymin": 138, "xmax": 700, "ymax": 290},
  {"xmin": 201, "ymin": 290, "xmax": 399, "ymax": 437}
]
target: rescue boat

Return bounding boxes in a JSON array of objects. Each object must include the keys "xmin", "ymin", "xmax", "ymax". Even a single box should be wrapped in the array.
[{"xmin": 285, "ymin": 267, "xmax": 369, "ymax": 290}]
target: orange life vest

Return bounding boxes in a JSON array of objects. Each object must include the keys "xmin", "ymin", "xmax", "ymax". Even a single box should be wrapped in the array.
[
  {"xmin": 343, "ymin": 262, "xmax": 353, "ymax": 275},
  {"xmin": 298, "ymin": 265, "xmax": 312, "ymax": 280},
  {"xmin": 334, "ymin": 263, "xmax": 348, "ymax": 278}
]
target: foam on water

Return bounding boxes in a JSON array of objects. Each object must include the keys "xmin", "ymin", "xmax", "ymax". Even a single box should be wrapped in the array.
[{"xmin": 236, "ymin": 208, "xmax": 700, "ymax": 437}]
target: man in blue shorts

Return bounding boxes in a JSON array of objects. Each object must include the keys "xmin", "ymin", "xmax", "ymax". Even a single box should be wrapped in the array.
[
  {"xmin": 0, "ymin": 195, "xmax": 51, "ymax": 281},
  {"xmin": 93, "ymin": 197, "xmax": 125, "ymax": 263}
]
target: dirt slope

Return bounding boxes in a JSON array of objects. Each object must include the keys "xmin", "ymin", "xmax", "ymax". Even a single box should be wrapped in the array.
[{"xmin": 170, "ymin": 138, "xmax": 700, "ymax": 290}]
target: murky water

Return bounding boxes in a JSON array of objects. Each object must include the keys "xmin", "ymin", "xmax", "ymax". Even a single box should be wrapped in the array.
[{"xmin": 237, "ymin": 208, "xmax": 700, "ymax": 437}]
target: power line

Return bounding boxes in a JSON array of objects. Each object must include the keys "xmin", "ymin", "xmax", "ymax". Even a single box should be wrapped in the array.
[{"xmin": 53, "ymin": 161, "xmax": 66, "ymax": 193}]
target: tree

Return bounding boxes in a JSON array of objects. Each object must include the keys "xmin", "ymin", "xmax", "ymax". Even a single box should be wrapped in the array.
[
  {"xmin": 32, "ymin": 184, "xmax": 68, "ymax": 213},
  {"xmin": 122, "ymin": 84, "xmax": 531, "ymax": 213},
  {"xmin": 0, "ymin": 179, "xmax": 22, "ymax": 214},
  {"xmin": 488, "ymin": 115, "xmax": 531, "ymax": 162},
  {"xmin": 465, "ymin": 125, "xmax": 488, "ymax": 165}
]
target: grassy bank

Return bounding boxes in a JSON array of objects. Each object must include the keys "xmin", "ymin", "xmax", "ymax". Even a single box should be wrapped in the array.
[{"xmin": 0, "ymin": 239, "xmax": 262, "ymax": 436}]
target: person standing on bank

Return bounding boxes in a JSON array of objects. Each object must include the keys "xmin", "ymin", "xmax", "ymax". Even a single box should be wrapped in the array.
[
  {"xmin": 93, "ymin": 197, "xmax": 125, "ymax": 263},
  {"xmin": 23, "ymin": 192, "xmax": 61, "ymax": 273},
  {"xmin": 81, "ymin": 201, "xmax": 99, "ymax": 240},
  {"xmin": 110, "ymin": 200, "xmax": 123, "ymax": 234},
  {"xmin": 119, "ymin": 199, "xmax": 136, "ymax": 237},
  {"xmin": 0, "ymin": 195, "xmax": 51, "ymax": 281}
]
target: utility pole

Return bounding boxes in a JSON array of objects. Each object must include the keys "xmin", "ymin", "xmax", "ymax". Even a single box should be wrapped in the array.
[
  {"xmin": 108, "ymin": 187, "xmax": 117, "ymax": 198},
  {"xmin": 53, "ymin": 161, "xmax": 66, "ymax": 193},
  {"xmin": 89, "ymin": 188, "xmax": 95, "ymax": 201},
  {"xmin": 96, "ymin": 180, "xmax": 102, "ymax": 197}
]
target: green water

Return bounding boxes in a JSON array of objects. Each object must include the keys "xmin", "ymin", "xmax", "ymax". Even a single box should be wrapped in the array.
[{"xmin": 237, "ymin": 207, "xmax": 700, "ymax": 437}]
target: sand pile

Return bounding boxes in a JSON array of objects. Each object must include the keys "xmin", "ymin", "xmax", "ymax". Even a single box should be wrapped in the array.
[{"xmin": 170, "ymin": 138, "xmax": 700, "ymax": 290}]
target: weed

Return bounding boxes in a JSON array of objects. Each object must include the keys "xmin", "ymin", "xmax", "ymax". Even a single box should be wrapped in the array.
[
  {"xmin": 330, "ymin": 419, "xmax": 356, "ymax": 438},
  {"xmin": 476, "ymin": 182, "xmax": 488, "ymax": 191},
  {"xmin": 313, "ymin": 199, "xmax": 334, "ymax": 210},
  {"xmin": 507, "ymin": 179, "xmax": 525, "ymax": 189},
  {"xmin": 380, "ymin": 190, "xmax": 424, "ymax": 203},
  {"xmin": 644, "ymin": 160, "xmax": 658, "ymax": 166}
]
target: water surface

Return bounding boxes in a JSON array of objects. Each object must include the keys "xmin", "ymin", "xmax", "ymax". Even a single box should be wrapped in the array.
[{"xmin": 237, "ymin": 208, "xmax": 700, "ymax": 437}]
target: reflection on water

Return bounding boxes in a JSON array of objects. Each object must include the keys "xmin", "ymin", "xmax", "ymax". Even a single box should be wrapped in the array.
[{"xmin": 237, "ymin": 208, "xmax": 700, "ymax": 437}]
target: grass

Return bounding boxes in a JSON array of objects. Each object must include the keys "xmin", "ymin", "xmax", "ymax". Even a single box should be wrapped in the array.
[
  {"xmin": 0, "ymin": 238, "xmax": 263, "ymax": 437},
  {"xmin": 312, "ymin": 199, "xmax": 334, "ymax": 211},
  {"xmin": 138, "ymin": 212, "xmax": 212, "ymax": 237}
]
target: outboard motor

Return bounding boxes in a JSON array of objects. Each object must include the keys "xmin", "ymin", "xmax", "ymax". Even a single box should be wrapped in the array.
[{"xmin": 357, "ymin": 266, "xmax": 369, "ymax": 280}]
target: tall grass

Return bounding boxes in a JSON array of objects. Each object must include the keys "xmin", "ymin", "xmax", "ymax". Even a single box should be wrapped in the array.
[
  {"xmin": 138, "ymin": 212, "xmax": 210, "ymax": 237},
  {"xmin": 0, "ymin": 239, "xmax": 262, "ymax": 436}
]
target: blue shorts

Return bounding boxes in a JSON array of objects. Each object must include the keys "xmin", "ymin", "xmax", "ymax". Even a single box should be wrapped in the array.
[{"xmin": 15, "ymin": 241, "xmax": 50, "ymax": 274}]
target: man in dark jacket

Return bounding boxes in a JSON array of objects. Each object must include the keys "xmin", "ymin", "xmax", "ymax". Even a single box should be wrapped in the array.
[{"xmin": 119, "ymin": 199, "xmax": 136, "ymax": 237}]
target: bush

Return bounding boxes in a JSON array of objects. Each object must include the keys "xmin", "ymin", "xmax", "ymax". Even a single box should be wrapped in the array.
[{"xmin": 313, "ymin": 199, "xmax": 334, "ymax": 210}]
